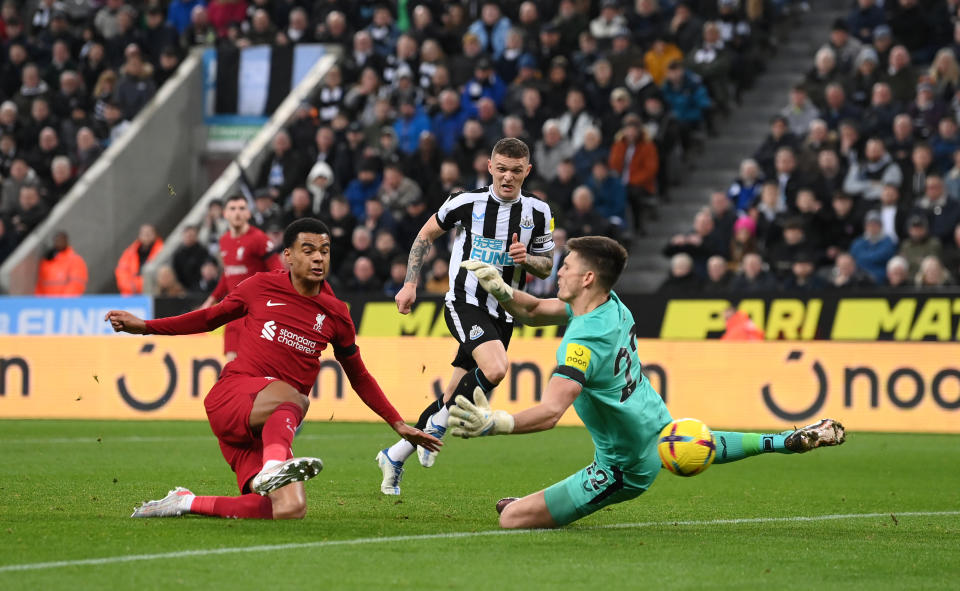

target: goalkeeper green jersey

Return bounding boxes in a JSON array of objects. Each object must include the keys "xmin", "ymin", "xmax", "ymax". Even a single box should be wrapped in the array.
[{"xmin": 552, "ymin": 291, "xmax": 671, "ymax": 475}]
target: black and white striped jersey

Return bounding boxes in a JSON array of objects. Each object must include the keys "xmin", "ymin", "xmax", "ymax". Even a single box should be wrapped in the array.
[{"xmin": 435, "ymin": 186, "xmax": 555, "ymax": 321}]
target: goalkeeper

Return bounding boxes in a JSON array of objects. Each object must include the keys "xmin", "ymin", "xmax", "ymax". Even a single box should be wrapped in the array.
[{"xmin": 453, "ymin": 236, "xmax": 845, "ymax": 528}]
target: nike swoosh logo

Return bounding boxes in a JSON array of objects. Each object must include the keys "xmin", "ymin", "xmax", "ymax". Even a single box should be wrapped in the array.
[{"xmin": 266, "ymin": 300, "xmax": 285, "ymax": 307}]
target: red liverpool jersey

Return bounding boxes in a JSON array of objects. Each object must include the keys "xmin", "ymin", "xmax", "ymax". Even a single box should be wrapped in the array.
[
  {"xmin": 150, "ymin": 271, "xmax": 353, "ymax": 394},
  {"xmin": 212, "ymin": 226, "xmax": 282, "ymax": 301},
  {"xmin": 222, "ymin": 271, "xmax": 355, "ymax": 393},
  {"xmin": 145, "ymin": 271, "xmax": 404, "ymax": 424}
]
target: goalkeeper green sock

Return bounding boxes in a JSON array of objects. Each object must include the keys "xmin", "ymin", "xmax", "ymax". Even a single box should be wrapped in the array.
[{"xmin": 711, "ymin": 431, "xmax": 792, "ymax": 464}]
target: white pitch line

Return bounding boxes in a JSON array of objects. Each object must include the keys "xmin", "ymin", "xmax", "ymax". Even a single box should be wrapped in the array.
[
  {"xmin": 1, "ymin": 510, "xmax": 957, "ymax": 574},
  {"xmin": 2, "ymin": 436, "xmax": 212, "ymax": 444},
  {"xmin": 2, "ymin": 433, "xmax": 358, "ymax": 445}
]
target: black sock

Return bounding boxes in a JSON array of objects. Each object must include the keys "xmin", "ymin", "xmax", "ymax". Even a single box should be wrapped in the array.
[
  {"xmin": 444, "ymin": 368, "xmax": 494, "ymax": 409},
  {"xmin": 414, "ymin": 399, "xmax": 443, "ymax": 430}
]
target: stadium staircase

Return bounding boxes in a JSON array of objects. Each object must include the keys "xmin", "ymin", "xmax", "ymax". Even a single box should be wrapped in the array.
[{"xmin": 620, "ymin": 1, "xmax": 848, "ymax": 292}]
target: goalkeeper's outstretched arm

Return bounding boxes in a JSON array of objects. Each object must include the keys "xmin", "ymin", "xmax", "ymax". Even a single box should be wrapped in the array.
[
  {"xmin": 448, "ymin": 377, "xmax": 582, "ymax": 438},
  {"xmin": 461, "ymin": 260, "xmax": 568, "ymax": 326},
  {"xmin": 500, "ymin": 288, "xmax": 568, "ymax": 327},
  {"xmin": 509, "ymin": 376, "xmax": 582, "ymax": 433}
]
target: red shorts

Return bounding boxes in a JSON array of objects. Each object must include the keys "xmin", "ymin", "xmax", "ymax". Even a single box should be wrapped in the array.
[
  {"xmin": 205, "ymin": 375, "xmax": 291, "ymax": 493},
  {"xmin": 223, "ymin": 319, "xmax": 243, "ymax": 355}
]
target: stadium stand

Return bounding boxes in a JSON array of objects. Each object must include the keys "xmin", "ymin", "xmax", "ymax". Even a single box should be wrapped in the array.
[
  {"xmin": 7, "ymin": 0, "xmax": 958, "ymax": 297},
  {"xmin": 651, "ymin": 0, "xmax": 960, "ymax": 293},
  {"xmin": 0, "ymin": 0, "xmax": 170, "ymax": 249},
  {"xmin": 144, "ymin": 0, "xmax": 800, "ymax": 297}
]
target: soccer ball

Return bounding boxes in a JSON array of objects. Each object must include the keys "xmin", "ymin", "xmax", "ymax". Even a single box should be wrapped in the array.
[{"xmin": 657, "ymin": 418, "xmax": 716, "ymax": 477}]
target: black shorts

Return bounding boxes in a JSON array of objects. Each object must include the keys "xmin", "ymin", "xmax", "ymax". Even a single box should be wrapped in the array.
[{"xmin": 443, "ymin": 300, "xmax": 514, "ymax": 369}]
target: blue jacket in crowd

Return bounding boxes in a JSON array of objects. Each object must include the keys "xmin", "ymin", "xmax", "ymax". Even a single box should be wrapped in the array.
[
  {"xmin": 344, "ymin": 176, "xmax": 382, "ymax": 219},
  {"xmin": 432, "ymin": 105, "xmax": 476, "ymax": 155},
  {"xmin": 931, "ymin": 134, "xmax": 960, "ymax": 173},
  {"xmin": 467, "ymin": 17, "xmax": 511, "ymax": 60},
  {"xmin": 167, "ymin": 0, "xmax": 205, "ymax": 34},
  {"xmin": 462, "ymin": 74, "xmax": 507, "ymax": 110},
  {"xmin": 587, "ymin": 174, "xmax": 627, "ymax": 222},
  {"xmin": 850, "ymin": 234, "xmax": 897, "ymax": 283},
  {"xmin": 394, "ymin": 108, "xmax": 431, "ymax": 155},
  {"xmin": 573, "ymin": 146, "xmax": 609, "ymax": 181},
  {"xmin": 727, "ymin": 177, "xmax": 763, "ymax": 213},
  {"xmin": 661, "ymin": 72, "xmax": 712, "ymax": 124}
]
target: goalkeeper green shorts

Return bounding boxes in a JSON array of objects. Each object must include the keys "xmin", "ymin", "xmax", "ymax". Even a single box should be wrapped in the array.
[{"xmin": 544, "ymin": 456, "xmax": 660, "ymax": 526}]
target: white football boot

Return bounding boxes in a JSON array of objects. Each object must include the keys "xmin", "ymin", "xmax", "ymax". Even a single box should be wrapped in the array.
[
  {"xmin": 251, "ymin": 457, "xmax": 323, "ymax": 496},
  {"xmin": 131, "ymin": 487, "xmax": 194, "ymax": 518},
  {"xmin": 416, "ymin": 415, "xmax": 447, "ymax": 468},
  {"xmin": 376, "ymin": 449, "xmax": 404, "ymax": 495}
]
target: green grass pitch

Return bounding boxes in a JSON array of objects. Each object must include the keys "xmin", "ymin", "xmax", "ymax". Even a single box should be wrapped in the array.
[{"xmin": 1, "ymin": 419, "xmax": 958, "ymax": 590}]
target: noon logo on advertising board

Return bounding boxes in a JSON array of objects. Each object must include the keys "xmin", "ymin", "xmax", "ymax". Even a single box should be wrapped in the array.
[{"xmin": 5, "ymin": 337, "xmax": 955, "ymax": 433}]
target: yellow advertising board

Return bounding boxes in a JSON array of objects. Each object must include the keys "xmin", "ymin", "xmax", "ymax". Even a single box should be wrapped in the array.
[
  {"xmin": 637, "ymin": 341, "xmax": 960, "ymax": 433},
  {"xmin": 0, "ymin": 337, "xmax": 957, "ymax": 433}
]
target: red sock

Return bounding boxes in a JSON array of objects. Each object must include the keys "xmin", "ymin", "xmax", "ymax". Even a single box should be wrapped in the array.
[
  {"xmin": 190, "ymin": 494, "xmax": 273, "ymax": 519},
  {"xmin": 261, "ymin": 402, "xmax": 304, "ymax": 465}
]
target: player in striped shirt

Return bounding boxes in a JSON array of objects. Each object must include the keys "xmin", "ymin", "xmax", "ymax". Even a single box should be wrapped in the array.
[{"xmin": 376, "ymin": 138, "xmax": 557, "ymax": 495}]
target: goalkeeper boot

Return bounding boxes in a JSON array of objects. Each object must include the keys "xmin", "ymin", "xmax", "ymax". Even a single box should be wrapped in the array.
[
  {"xmin": 376, "ymin": 449, "xmax": 404, "ymax": 495},
  {"xmin": 784, "ymin": 419, "xmax": 846, "ymax": 453},
  {"xmin": 416, "ymin": 415, "xmax": 447, "ymax": 468},
  {"xmin": 496, "ymin": 497, "xmax": 519, "ymax": 515},
  {"xmin": 251, "ymin": 457, "xmax": 323, "ymax": 496},
  {"xmin": 131, "ymin": 486, "xmax": 194, "ymax": 518}
]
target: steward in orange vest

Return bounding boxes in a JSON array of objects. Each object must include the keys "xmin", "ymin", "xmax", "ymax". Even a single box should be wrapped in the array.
[
  {"xmin": 35, "ymin": 231, "xmax": 88, "ymax": 295},
  {"xmin": 115, "ymin": 224, "xmax": 164, "ymax": 295}
]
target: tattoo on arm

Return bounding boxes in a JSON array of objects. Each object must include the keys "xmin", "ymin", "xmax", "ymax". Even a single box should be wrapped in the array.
[
  {"xmin": 405, "ymin": 236, "xmax": 431, "ymax": 284},
  {"xmin": 523, "ymin": 249, "xmax": 555, "ymax": 279}
]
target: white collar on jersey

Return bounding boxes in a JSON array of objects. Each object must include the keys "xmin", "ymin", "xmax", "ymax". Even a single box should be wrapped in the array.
[{"xmin": 487, "ymin": 185, "xmax": 523, "ymax": 205}]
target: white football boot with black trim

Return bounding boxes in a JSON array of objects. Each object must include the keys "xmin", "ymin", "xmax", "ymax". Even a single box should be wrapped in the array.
[
  {"xmin": 251, "ymin": 457, "xmax": 323, "ymax": 495},
  {"xmin": 784, "ymin": 419, "xmax": 846, "ymax": 452}
]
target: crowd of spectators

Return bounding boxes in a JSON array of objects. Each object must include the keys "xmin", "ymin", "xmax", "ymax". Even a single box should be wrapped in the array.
[
  {"xmin": 186, "ymin": 0, "xmax": 781, "ymax": 297},
  {"xmin": 660, "ymin": 0, "xmax": 960, "ymax": 294},
  {"xmin": 0, "ymin": 0, "xmax": 183, "ymax": 268},
  {"xmin": 0, "ymin": 0, "xmax": 829, "ymax": 297}
]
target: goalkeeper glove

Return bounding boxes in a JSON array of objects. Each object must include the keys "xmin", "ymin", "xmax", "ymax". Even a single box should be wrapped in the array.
[
  {"xmin": 448, "ymin": 388, "xmax": 515, "ymax": 438},
  {"xmin": 461, "ymin": 260, "xmax": 514, "ymax": 302}
]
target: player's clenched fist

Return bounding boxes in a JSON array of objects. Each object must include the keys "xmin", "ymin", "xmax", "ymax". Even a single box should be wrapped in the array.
[
  {"xmin": 104, "ymin": 310, "xmax": 147, "ymax": 334},
  {"xmin": 508, "ymin": 233, "xmax": 527, "ymax": 265},
  {"xmin": 395, "ymin": 283, "xmax": 417, "ymax": 314}
]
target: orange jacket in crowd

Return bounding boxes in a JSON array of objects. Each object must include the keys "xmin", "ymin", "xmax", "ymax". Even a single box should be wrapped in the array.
[
  {"xmin": 35, "ymin": 246, "xmax": 88, "ymax": 296},
  {"xmin": 608, "ymin": 137, "xmax": 659, "ymax": 194},
  {"xmin": 721, "ymin": 311, "xmax": 765, "ymax": 341},
  {"xmin": 115, "ymin": 238, "xmax": 164, "ymax": 295},
  {"xmin": 644, "ymin": 43, "xmax": 684, "ymax": 86}
]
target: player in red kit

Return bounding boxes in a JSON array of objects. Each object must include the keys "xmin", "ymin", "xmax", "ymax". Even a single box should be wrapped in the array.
[
  {"xmin": 106, "ymin": 218, "xmax": 441, "ymax": 519},
  {"xmin": 202, "ymin": 194, "xmax": 284, "ymax": 361}
]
